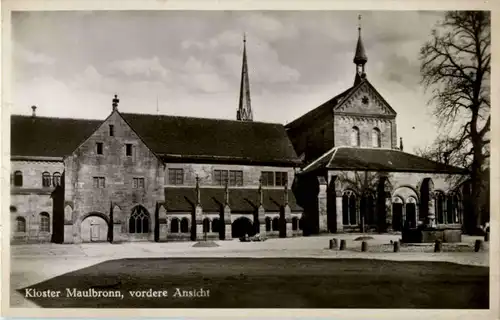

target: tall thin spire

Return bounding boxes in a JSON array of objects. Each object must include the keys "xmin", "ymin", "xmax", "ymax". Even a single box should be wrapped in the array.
[
  {"xmin": 237, "ymin": 33, "xmax": 253, "ymax": 121},
  {"xmin": 354, "ymin": 14, "xmax": 368, "ymax": 85}
]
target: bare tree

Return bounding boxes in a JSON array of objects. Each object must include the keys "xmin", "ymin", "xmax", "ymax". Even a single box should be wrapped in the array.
[{"xmin": 419, "ymin": 11, "xmax": 490, "ymax": 233}]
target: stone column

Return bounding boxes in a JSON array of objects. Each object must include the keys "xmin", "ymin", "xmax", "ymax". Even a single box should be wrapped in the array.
[
  {"xmin": 195, "ymin": 205, "xmax": 204, "ymax": 240},
  {"xmin": 223, "ymin": 205, "xmax": 232, "ymax": 240},
  {"xmin": 335, "ymin": 192, "xmax": 344, "ymax": 232},
  {"xmin": 258, "ymin": 206, "xmax": 266, "ymax": 236},
  {"xmin": 427, "ymin": 193, "xmax": 436, "ymax": 228},
  {"xmin": 385, "ymin": 194, "xmax": 393, "ymax": 232},
  {"xmin": 317, "ymin": 176, "xmax": 328, "ymax": 233},
  {"xmin": 157, "ymin": 204, "xmax": 168, "ymax": 242},
  {"xmin": 284, "ymin": 205, "xmax": 293, "ymax": 237}
]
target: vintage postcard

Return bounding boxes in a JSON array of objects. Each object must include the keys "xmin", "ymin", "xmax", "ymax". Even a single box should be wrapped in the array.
[{"xmin": 1, "ymin": 0, "xmax": 497, "ymax": 319}]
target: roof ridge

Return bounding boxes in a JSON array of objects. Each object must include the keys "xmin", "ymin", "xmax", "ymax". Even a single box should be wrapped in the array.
[
  {"xmin": 11, "ymin": 114, "xmax": 103, "ymax": 122},
  {"xmin": 121, "ymin": 112, "xmax": 283, "ymax": 126}
]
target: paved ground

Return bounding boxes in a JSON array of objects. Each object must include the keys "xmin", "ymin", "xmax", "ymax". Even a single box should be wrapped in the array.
[{"xmin": 9, "ymin": 233, "xmax": 490, "ymax": 308}]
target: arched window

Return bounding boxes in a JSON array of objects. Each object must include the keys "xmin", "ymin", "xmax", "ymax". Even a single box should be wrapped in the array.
[
  {"xmin": 14, "ymin": 171, "xmax": 23, "ymax": 187},
  {"xmin": 272, "ymin": 217, "xmax": 279, "ymax": 231},
  {"xmin": 128, "ymin": 205, "xmax": 150, "ymax": 234},
  {"xmin": 53, "ymin": 172, "xmax": 62, "ymax": 187},
  {"xmin": 265, "ymin": 217, "xmax": 271, "ymax": 232},
  {"xmin": 212, "ymin": 218, "xmax": 220, "ymax": 233},
  {"xmin": 16, "ymin": 217, "xmax": 26, "ymax": 232},
  {"xmin": 203, "ymin": 218, "xmax": 211, "ymax": 233},
  {"xmin": 170, "ymin": 218, "xmax": 179, "ymax": 233},
  {"xmin": 180, "ymin": 218, "xmax": 189, "ymax": 233},
  {"xmin": 372, "ymin": 128, "xmax": 381, "ymax": 148},
  {"xmin": 435, "ymin": 192, "xmax": 445, "ymax": 224},
  {"xmin": 42, "ymin": 172, "xmax": 51, "ymax": 187},
  {"xmin": 453, "ymin": 194, "xmax": 461, "ymax": 223},
  {"xmin": 360, "ymin": 193, "xmax": 375, "ymax": 225},
  {"xmin": 342, "ymin": 191, "xmax": 357, "ymax": 225},
  {"xmin": 292, "ymin": 217, "xmax": 298, "ymax": 231},
  {"xmin": 40, "ymin": 212, "xmax": 50, "ymax": 232},
  {"xmin": 351, "ymin": 126, "xmax": 360, "ymax": 147},
  {"xmin": 446, "ymin": 193, "xmax": 461, "ymax": 224}
]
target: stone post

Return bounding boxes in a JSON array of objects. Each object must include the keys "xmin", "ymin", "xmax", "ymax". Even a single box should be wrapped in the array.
[
  {"xmin": 335, "ymin": 192, "xmax": 344, "ymax": 232},
  {"xmin": 157, "ymin": 204, "xmax": 168, "ymax": 242},
  {"xmin": 317, "ymin": 176, "xmax": 328, "ymax": 233},
  {"xmin": 223, "ymin": 205, "xmax": 232, "ymax": 240},
  {"xmin": 257, "ymin": 179, "xmax": 266, "ymax": 236},
  {"xmin": 427, "ymin": 193, "xmax": 436, "ymax": 228}
]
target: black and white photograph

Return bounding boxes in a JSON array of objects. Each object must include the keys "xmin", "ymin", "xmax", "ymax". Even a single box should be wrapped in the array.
[{"xmin": 1, "ymin": 0, "xmax": 495, "ymax": 318}]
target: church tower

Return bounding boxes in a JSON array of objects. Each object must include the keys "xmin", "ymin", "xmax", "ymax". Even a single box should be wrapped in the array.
[
  {"xmin": 237, "ymin": 34, "xmax": 253, "ymax": 121},
  {"xmin": 353, "ymin": 15, "xmax": 368, "ymax": 86}
]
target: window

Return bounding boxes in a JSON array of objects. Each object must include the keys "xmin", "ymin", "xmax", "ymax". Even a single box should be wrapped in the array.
[
  {"xmin": 229, "ymin": 170, "xmax": 243, "ymax": 186},
  {"xmin": 275, "ymin": 172, "xmax": 288, "ymax": 187},
  {"xmin": 342, "ymin": 191, "xmax": 357, "ymax": 225},
  {"xmin": 53, "ymin": 172, "xmax": 61, "ymax": 187},
  {"xmin": 272, "ymin": 217, "xmax": 279, "ymax": 231},
  {"xmin": 133, "ymin": 177, "xmax": 145, "ymax": 189},
  {"xmin": 372, "ymin": 128, "xmax": 381, "ymax": 148},
  {"xmin": 14, "ymin": 171, "xmax": 23, "ymax": 187},
  {"xmin": 214, "ymin": 170, "xmax": 243, "ymax": 186},
  {"xmin": 180, "ymin": 218, "xmax": 189, "ymax": 233},
  {"xmin": 16, "ymin": 217, "xmax": 26, "ymax": 232},
  {"xmin": 265, "ymin": 217, "xmax": 271, "ymax": 232},
  {"xmin": 109, "ymin": 125, "xmax": 114, "ymax": 136},
  {"xmin": 168, "ymin": 168, "xmax": 184, "ymax": 185},
  {"xmin": 93, "ymin": 177, "xmax": 105, "ymax": 188},
  {"xmin": 171, "ymin": 218, "xmax": 179, "ymax": 233},
  {"xmin": 261, "ymin": 171, "xmax": 287, "ymax": 187},
  {"xmin": 42, "ymin": 172, "xmax": 51, "ymax": 187},
  {"xmin": 351, "ymin": 126, "xmax": 360, "ymax": 147},
  {"xmin": 261, "ymin": 172, "xmax": 274, "ymax": 186},
  {"xmin": 125, "ymin": 144, "xmax": 133, "ymax": 157},
  {"xmin": 40, "ymin": 212, "xmax": 50, "ymax": 232},
  {"xmin": 212, "ymin": 218, "xmax": 220, "ymax": 233},
  {"xmin": 435, "ymin": 192, "xmax": 446, "ymax": 224},
  {"xmin": 96, "ymin": 142, "xmax": 103, "ymax": 155},
  {"xmin": 203, "ymin": 218, "xmax": 211, "ymax": 233},
  {"xmin": 128, "ymin": 205, "xmax": 150, "ymax": 234}
]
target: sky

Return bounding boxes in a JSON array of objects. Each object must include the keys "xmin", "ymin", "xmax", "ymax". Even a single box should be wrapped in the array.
[{"xmin": 11, "ymin": 10, "xmax": 446, "ymax": 154}]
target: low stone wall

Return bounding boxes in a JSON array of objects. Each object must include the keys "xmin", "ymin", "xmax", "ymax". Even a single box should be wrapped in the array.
[{"xmin": 402, "ymin": 228, "xmax": 462, "ymax": 243}]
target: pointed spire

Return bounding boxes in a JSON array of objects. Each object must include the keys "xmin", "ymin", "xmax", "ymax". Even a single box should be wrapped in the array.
[
  {"xmin": 353, "ymin": 14, "xmax": 368, "ymax": 85},
  {"xmin": 284, "ymin": 182, "xmax": 289, "ymax": 206},
  {"xmin": 225, "ymin": 180, "xmax": 230, "ymax": 206},
  {"xmin": 258, "ymin": 178, "xmax": 263, "ymax": 206},
  {"xmin": 237, "ymin": 33, "xmax": 253, "ymax": 121},
  {"xmin": 195, "ymin": 175, "xmax": 201, "ymax": 205}
]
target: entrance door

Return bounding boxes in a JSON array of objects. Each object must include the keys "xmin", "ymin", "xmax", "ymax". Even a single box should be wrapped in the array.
[
  {"xmin": 90, "ymin": 223, "xmax": 100, "ymax": 242},
  {"xmin": 81, "ymin": 215, "xmax": 108, "ymax": 242}
]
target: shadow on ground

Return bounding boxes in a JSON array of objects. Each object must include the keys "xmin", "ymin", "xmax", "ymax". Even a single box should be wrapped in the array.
[{"xmin": 18, "ymin": 258, "xmax": 489, "ymax": 309}]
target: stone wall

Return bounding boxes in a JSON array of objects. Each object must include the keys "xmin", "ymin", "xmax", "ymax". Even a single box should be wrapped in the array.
[
  {"xmin": 333, "ymin": 115, "xmax": 394, "ymax": 148},
  {"xmin": 10, "ymin": 160, "xmax": 64, "ymax": 243}
]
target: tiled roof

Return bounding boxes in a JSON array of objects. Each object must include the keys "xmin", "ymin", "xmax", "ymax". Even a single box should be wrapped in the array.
[
  {"xmin": 10, "ymin": 115, "xmax": 102, "ymax": 158},
  {"xmin": 164, "ymin": 187, "xmax": 302, "ymax": 212},
  {"xmin": 11, "ymin": 113, "xmax": 300, "ymax": 166},
  {"xmin": 302, "ymin": 147, "xmax": 468, "ymax": 174},
  {"xmin": 121, "ymin": 113, "xmax": 301, "ymax": 166}
]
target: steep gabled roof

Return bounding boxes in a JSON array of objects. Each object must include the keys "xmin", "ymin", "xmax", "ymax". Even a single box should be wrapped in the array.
[
  {"xmin": 285, "ymin": 86, "xmax": 354, "ymax": 130},
  {"xmin": 302, "ymin": 147, "xmax": 468, "ymax": 175},
  {"xmin": 10, "ymin": 115, "xmax": 102, "ymax": 158},
  {"xmin": 121, "ymin": 113, "xmax": 300, "ymax": 166},
  {"xmin": 11, "ymin": 112, "xmax": 301, "ymax": 166}
]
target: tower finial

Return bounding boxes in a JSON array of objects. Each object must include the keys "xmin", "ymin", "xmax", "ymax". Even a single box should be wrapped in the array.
[
  {"xmin": 237, "ymin": 33, "xmax": 253, "ymax": 122},
  {"xmin": 353, "ymin": 14, "xmax": 368, "ymax": 85},
  {"xmin": 358, "ymin": 14, "xmax": 362, "ymax": 34},
  {"xmin": 112, "ymin": 94, "xmax": 119, "ymax": 111}
]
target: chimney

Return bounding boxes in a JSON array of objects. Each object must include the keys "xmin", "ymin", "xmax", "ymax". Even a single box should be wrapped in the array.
[
  {"xmin": 112, "ymin": 94, "xmax": 119, "ymax": 111},
  {"xmin": 399, "ymin": 137, "xmax": 404, "ymax": 151},
  {"xmin": 31, "ymin": 105, "xmax": 37, "ymax": 117}
]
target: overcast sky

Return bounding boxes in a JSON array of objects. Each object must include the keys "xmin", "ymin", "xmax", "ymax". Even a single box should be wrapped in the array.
[{"xmin": 12, "ymin": 10, "xmax": 445, "ymax": 153}]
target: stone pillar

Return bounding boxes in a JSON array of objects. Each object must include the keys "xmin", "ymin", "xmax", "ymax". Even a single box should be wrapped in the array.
[
  {"xmin": 258, "ymin": 206, "xmax": 266, "ymax": 236},
  {"xmin": 284, "ymin": 205, "xmax": 293, "ymax": 237},
  {"xmin": 195, "ymin": 205, "xmax": 203, "ymax": 240},
  {"xmin": 427, "ymin": 193, "xmax": 436, "ymax": 228},
  {"xmin": 335, "ymin": 193, "xmax": 344, "ymax": 232},
  {"xmin": 317, "ymin": 176, "xmax": 328, "ymax": 233},
  {"xmin": 157, "ymin": 205, "xmax": 168, "ymax": 242},
  {"xmin": 385, "ymin": 194, "xmax": 393, "ymax": 232},
  {"xmin": 223, "ymin": 205, "xmax": 232, "ymax": 240}
]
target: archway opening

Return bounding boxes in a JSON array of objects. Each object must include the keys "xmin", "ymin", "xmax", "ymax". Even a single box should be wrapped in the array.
[
  {"xmin": 392, "ymin": 198, "xmax": 404, "ymax": 231},
  {"xmin": 81, "ymin": 214, "xmax": 108, "ymax": 242},
  {"xmin": 232, "ymin": 217, "xmax": 255, "ymax": 238}
]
